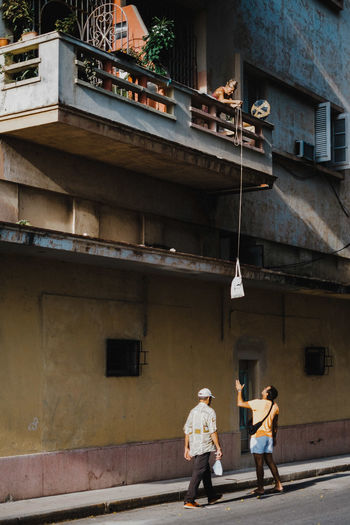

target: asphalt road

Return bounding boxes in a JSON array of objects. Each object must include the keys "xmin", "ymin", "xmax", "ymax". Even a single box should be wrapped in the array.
[{"xmin": 61, "ymin": 472, "xmax": 350, "ymax": 525}]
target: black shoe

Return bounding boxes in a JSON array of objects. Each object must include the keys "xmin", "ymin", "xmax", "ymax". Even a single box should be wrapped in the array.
[{"xmin": 208, "ymin": 494, "xmax": 222, "ymax": 505}]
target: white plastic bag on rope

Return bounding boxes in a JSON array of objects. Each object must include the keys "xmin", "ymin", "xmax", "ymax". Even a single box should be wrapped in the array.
[
  {"xmin": 230, "ymin": 258, "xmax": 245, "ymax": 299},
  {"xmin": 213, "ymin": 459, "xmax": 223, "ymax": 476}
]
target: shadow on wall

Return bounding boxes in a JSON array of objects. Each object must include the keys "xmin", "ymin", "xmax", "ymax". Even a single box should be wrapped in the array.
[
  {"xmin": 214, "ymin": 163, "xmax": 350, "ymax": 277},
  {"xmin": 1, "ymin": 137, "xmax": 210, "ymax": 225}
]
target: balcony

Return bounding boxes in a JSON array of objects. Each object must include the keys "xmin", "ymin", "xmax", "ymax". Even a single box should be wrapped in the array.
[{"xmin": 0, "ymin": 32, "xmax": 275, "ymax": 192}]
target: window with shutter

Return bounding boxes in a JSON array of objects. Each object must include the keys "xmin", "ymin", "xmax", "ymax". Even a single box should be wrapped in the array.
[
  {"xmin": 333, "ymin": 113, "xmax": 350, "ymax": 168},
  {"xmin": 315, "ymin": 102, "xmax": 331, "ymax": 163}
]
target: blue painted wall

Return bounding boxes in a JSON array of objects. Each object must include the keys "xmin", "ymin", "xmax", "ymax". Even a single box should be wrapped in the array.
[{"xmin": 209, "ymin": 0, "xmax": 350, "ymax": 276}]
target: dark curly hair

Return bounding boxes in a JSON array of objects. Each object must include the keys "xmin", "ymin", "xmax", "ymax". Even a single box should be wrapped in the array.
[{"xmin": 267, "ymin": 386, "xmax": 278, "ymax": 400}]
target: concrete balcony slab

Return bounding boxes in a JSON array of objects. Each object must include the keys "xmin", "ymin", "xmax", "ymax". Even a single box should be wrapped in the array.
[{"xmin": 0, "ymin": 33, "xmax": 275, "ymax": 193}]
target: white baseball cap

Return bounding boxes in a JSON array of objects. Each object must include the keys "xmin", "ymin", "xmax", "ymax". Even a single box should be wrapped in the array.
[{"xmin": 198, "ymin": 387, "xmax": 215, "ymax": 398}]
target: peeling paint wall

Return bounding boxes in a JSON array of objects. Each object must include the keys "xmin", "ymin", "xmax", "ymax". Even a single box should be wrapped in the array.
[
  {"xmin": 208, "ymin": 0, "xmax": 350, "ymax": 108},
  {"xmin": 208, "ymin": 0, "xmax": 350, "ymax": 277},
  {"xmin": 1, "ymin": 254, "xmax": 350, "ymax": 458},
  {"xmin": 0, "ymin": 138, "xmax": 216, "ymax": 255}
]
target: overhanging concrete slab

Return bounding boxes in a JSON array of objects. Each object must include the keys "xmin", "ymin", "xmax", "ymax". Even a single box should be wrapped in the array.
[
  {"xmin": 0, "ymin": 223, "xmax": 349, "ymax": 299},
  {"xmin": 0, "ymin": 33, "xmax": 275, "ymax": 193},
  {"xmin": 0, "ymin": 105, "xmax": 275, "ymax": 192}
]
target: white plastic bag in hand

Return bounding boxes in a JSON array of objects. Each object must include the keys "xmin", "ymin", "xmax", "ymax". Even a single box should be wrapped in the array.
[
  {"xmin": 230, "ymin": 258, "xmax": 245, "ymax": 299},
  {"xmin": 213, "ymin": 459, "xmax": 223, "ymax": 476}
]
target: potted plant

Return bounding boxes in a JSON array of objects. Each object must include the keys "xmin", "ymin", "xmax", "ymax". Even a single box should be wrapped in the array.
[
  {"xmin": 1, "ymin": 0, "xmax": 35, "ymax": 42},
  {"xmin": 21, "ymin": 28, "xmax": 38, "ymax": 41},
  {"xmin": 0, "ymin": 36, "xmax": 11, "ymax": 47},
  {"xmin": 141, "ymin": 17, "xmax": 175, "ymax": 76},
  {"xmin": 54, "ymin": 13, "xmax": 77, "ymax": 36}
]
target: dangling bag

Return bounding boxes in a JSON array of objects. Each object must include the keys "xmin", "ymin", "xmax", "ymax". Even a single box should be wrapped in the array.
[
  {"xmin": 230, "ymin": 259, "xmax": 245, "ymax": 299},
  {"xmin": 213, "ymin": 459, "xmax": 223, "ymax": 476}
]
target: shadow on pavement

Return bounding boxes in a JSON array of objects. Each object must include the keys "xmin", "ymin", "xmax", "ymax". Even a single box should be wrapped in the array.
[{"xmin": 211, "ymin": 472, "xmax": 350, "ymax": 506}]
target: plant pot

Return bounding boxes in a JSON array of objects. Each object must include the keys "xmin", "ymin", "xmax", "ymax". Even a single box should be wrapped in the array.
[
  {"xmin": 0, "ymin": 38, "xmax": 10, "ymax": 47},
  {"xmin": 21, "ymin": 31, "xmax": 38, "ymax": 42},
  {"xmin": 111, "ymin": 49, "xmax": 138, "ymax": 63}
]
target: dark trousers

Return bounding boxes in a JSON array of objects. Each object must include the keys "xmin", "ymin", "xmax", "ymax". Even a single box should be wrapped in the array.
[{"xmin": 184, "ymin": 452, "xmax": 215, "ymax": 503}]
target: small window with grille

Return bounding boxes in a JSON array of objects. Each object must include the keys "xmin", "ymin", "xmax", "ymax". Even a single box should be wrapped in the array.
[
  {"xmin": 106, "ymin": 339, "xmax": 142, "ymax": 377},
  {"xmin": 305, "ymin": 347, "xmax": 326, "ymax": 375},
  {"xmin": 305, "ymin": 347, "xmax": 333, "ymax": 376}
]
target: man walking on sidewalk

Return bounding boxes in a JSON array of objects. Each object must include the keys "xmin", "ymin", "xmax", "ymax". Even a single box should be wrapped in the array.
[
  {"xmin": 235, "ymin": 380, "xmax": 283, "ymax": 495},
  {"xmin": 183, "ymin": 387, "xmax": 223, "ymax": 508}
]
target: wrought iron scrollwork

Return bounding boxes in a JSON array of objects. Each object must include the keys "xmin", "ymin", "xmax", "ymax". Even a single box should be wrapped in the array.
[{"xmin": 82, "ymin": 3, "xmax": 129, "ymax": 52}]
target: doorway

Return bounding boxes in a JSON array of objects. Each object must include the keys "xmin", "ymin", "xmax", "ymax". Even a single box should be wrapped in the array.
[{"xmin": 239, "ymin": 359, "xmax": 258, "ymax": 453}]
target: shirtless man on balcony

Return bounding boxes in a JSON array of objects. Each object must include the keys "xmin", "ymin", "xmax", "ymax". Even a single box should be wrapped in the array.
[{"xmin": 212, "ymin": 79, "xmax": 242, "ymax": 108}]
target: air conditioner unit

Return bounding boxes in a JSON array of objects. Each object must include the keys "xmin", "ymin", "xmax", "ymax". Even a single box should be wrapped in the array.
[{"xmin": 295, "ymin": 140, "xmax": 315, "ymax": 162}]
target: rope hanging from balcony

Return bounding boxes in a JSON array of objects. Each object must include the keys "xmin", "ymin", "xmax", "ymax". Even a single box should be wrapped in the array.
[{"xmin": 230, "ymin": 107, "xmax": 245, "ymax": 299}]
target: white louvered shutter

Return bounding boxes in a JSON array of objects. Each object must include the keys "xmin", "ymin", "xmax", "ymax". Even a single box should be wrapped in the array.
[
  {"xmin": 333, "ymin": 113, "xmax": 350, "ymax": 168},
  {"xmin": 315, "ymin": 102, "xmax": 331, "ymax": 162}
]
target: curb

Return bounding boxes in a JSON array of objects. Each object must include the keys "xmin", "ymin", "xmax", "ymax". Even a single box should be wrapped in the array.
[{"xmin": 1, "ymin": 463, "xmax": 350, "ymax": 524}]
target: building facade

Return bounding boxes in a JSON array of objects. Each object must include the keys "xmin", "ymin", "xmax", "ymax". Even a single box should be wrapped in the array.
[{"xmin": 0, "ymin": 0, "xmax": 349, "ymax": 501}]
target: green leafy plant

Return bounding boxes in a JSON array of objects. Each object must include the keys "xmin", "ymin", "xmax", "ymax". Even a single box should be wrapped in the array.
[
  {"xmin": 78, "ymin": 55, "xmax": 102, "ymax": 87},
  {"xmin": 16, "ymin": 219, "xmax": 31, "ymax": 226},
  {"xmin": 125, "ymin": 47, "xmax": 143, "ymax": 64},
  {"xmin": 1, "ymin": 0, "xmax": 33, "ymax": 41},
  {"xmin": 5, "ymin": 49, "xmax": 39, "ymax": 82},
  {"xmin": 141, "ymin": 17, "xmax": 175, "ymax": 76},
  {"xmin": 54, "ymin": 13, "xmax": 77, "ymax": 35}
]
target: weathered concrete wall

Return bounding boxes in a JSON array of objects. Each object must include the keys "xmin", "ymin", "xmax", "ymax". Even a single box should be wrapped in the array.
[
  {"xmin": 0, "ymin": 138, "xmax": 216, "ymax": 254},
  {"xmin": 207, "ymin": 0, "xmax": 350, "ymax": 274},
  {"xmin": 215, "ymin": 163, "xmax": 350, "ymax": 269},
  {"xmin": 0, "ymin": 138, "xmax": 210, "ymax": 226},
  {"xmin": 0, "ymin": 1, "xmax": 7, "ymax": 42},
  {"xmin": 0, "ymin": 253, "xmax": 350, "ymax": 499},
  {"xmin": 208, "ymin": 0, "xmax": 350, "ymax": 109}
]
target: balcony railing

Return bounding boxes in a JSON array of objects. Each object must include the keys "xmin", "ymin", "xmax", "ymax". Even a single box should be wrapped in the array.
[
  {"xmin": 190, "ymin": 92, "xmax": 265, "ymax": 153},
  {"xmin": 0, "ymin": 32, "xmax": 274, "ymax": 190},
  {"xmin": 74, "ymin": 47, "xmax": 176, "ymax": 116}
]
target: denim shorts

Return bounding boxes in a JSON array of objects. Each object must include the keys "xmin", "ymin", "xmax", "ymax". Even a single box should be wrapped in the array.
[{"xmin": 250, "ymin": 436, "xmax": 273, "ymax": 454}]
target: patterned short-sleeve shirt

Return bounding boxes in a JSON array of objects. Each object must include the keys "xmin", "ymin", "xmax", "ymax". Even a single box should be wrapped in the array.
[{"xmin": 184, "ymin": 402, "xmax": 217, "ymax": 456}]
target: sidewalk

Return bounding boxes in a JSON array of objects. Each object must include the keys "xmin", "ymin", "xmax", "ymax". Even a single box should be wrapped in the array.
[{"xmin": 1, "ymin": 454, "xmax": 350, "ymax": 524}]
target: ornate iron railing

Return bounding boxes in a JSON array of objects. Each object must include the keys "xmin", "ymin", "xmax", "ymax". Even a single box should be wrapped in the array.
[
  {"xmin": 33, "ymin": 0, "xmax": 96, "ymax": 36},
  {"xmin": 34, "ymin": 1, "xmax": 129, "ymax": 53},
  {"xmin": 81, "ymin": 3, "xmax": 128, "ymax": 52}
]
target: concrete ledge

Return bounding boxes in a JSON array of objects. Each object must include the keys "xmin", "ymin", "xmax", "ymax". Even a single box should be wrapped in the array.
[{"xmin": 1, "ymin": 455, "xmax": 350, "ymax": 524}]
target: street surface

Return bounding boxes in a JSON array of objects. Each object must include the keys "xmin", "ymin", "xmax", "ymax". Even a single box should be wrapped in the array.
[{"xmin": 60, "ymin": 472, "xmax": 350, "ymax": 524}]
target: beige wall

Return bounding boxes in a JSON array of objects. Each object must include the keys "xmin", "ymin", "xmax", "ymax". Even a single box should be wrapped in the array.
[
  {"xmin": 0, "ymin": 134, "xmax": 211, "ymax": 254},
  {"xmin": 0, "ymin": 138, "xmax": 211, "ymax": 227},
  {"xmin": 0, "ymin": 254, "xmax": 349, "ymax": 458},
  {"xmin": 0, "ymin": 179, "xmax": 208, "ymax": 254}
]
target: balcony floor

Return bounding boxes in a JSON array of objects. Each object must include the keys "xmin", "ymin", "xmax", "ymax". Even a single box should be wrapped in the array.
[{"xmin": 0, "ymin": 104, "xmax": 275, "ymax": 192}]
